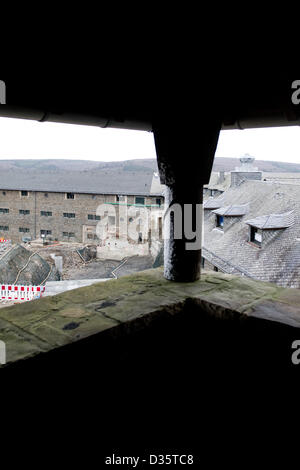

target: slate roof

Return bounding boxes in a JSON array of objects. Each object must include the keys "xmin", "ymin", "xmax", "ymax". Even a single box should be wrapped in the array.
[
  {"xmin": 245, "ymin": 210, "xmax": 294, "ymax": 229},
  {"xmin": 263, "ymin": 172, "xmax": 300, "ymax": 185},
  {"xmin": 213, "ymin": 204, "xmax": 249, "ymax": 217},
  {"xmin": 204, "ymin": 172, "xmax": 231, "ymax": 192},
  {"xmin": 204, "ymin": 197, "xmax": 224, "ymax": 209},
  {"xmin": 0, "ymin": 170, "xmax": 163, "ymax": 196},
  {"xmin": 203, "ymin": 180, "xmax": 300, "ymax": 288}
]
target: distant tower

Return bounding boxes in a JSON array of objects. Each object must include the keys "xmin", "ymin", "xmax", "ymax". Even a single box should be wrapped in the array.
[
  {"xmin": 235, "ymin": 154, "xmax": 258, "ymax": 172},
  {"xmin": 231, "ymin": 154, "xmax": 262, "ymax": 187}
]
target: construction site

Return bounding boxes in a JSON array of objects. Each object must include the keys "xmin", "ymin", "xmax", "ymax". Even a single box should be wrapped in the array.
[{"xmin": 0, "ymin": 237, "xmax": 162, "ymax": 308}]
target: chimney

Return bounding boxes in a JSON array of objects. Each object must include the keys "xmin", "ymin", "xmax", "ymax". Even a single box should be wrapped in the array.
[{"xmin": 219, "ymin": 171, "xmax": 225, "ymax": 183}]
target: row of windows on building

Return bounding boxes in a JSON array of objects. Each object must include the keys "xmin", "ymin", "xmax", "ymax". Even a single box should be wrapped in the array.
[
  {"xmin": 4, "ymin": 191, "xmax": 76, "ymax": 199},
  {"xmin": 1, "ymin": 191, "xmax": 162, "ymax": 206},
  {"xmin": 0, "ymin": 209, "xmax": 101, "ymax": 219},
  {"xmin": 1, "ymin": 213, "xmax": 145, "ymax": 231},
  {"xmin": 0, "ymin": 206, "xmax": 161, "ymax": 219},
  {"xmin": 0, "ymin": 225, "xmax": 76, "ymax": 238},
  {"xmin": 1, "ymin": 191, "xmax": 74, "ymax": 198}
]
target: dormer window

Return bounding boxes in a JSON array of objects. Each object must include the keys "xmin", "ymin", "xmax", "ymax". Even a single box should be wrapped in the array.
[
  {"xmin": 245, "ymin": 210, "xmax": 294, "ymax": 249},
  {"xmin": 212, "ymin": 204, "xmax": 249, "ymax": 232},
  {"xmin": 250, "ymin": 226, "xmax": 262, "ymax": 247}
]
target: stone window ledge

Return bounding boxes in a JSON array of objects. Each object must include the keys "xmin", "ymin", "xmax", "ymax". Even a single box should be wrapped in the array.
[{"xmin": 1, "ymin": 267, "xmax": 300, "ymax": 368}]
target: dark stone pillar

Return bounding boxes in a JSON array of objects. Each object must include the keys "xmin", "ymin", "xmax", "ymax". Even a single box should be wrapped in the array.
[
  {"xmin": 153, "ymin": 115, "xmax": 221, "ymax": 282},
  {"xmin": 163, "ymin": 184, "xmax": 203, "ymax": 281}
]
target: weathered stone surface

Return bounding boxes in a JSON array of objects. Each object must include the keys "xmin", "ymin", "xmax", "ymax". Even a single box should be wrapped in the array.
[{"xmin": 1, "ymin": 267, "xmax": 300, "ymax": 367}]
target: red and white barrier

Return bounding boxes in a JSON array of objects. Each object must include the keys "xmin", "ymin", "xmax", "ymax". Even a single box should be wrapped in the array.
[{"xmin": 1, "ymin": 285, "xmax": 46, "ymax": 301}]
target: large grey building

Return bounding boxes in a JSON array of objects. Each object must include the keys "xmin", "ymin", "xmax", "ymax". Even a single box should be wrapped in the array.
[{"xmin": 0, "ymin": 170, "xmax": 164, "ymax": 244}]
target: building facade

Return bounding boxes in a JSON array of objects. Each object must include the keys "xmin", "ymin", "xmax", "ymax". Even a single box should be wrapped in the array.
[{"xmin": 0, "ymin": 172, "xmax": 165, "ymax": 244}]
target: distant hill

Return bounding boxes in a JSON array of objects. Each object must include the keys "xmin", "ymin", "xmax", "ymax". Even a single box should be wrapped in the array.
[
  {"xmin": 0, "ymin": 158, "xmax": 158, "ymax": 173},
  {"xmin": 0, "ymin": 157, "xmax": 299, "ymax": 174},
  {"xmin": 212, "ymin": 157, "xmax": 300, "ymax": 173}
]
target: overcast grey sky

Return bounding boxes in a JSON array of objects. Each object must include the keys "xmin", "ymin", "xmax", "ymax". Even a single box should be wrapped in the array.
[{"xmin": 0, "ymin": 117, "xmax": 300, "ymax": 163}]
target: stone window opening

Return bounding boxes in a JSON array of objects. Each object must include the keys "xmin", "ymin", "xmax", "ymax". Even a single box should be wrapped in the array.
[
  {"xmin": 66, "ymin": 193, "xmax": 75, "ymax": 200},
  {"xmin": 19, "ymin": 209, "xmax": 30, "ymax": 215},
  {"xmin": 0, "ymin": 208, "xmax": 9, "ymax": 214},
  {"xmin": 63, "ymin": 213, "xmax": 76, "ymax": 218},
  {"xmin": 20, "ymin": 191, "xmax": 28, "ymax": 197},
  {"xmin": 0, "ymin": 225, "xmax": 9, "ymax": 231}
]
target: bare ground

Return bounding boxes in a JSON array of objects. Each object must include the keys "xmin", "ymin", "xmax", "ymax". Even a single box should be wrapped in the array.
[{"xmin": 25, "ymin": 242, "xmax": 154, "ymax": 280}]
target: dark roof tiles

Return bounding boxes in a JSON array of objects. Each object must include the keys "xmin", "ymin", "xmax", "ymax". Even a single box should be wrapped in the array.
[
  {"xmin": 204, "ymin": 197, "xmax": 224, "ymax": 209},
  {"xmin": 203, "ymin": 180, "xmax": 300, "ymax": 288},
  {"xmin": 0, "ymin": 170, "xmax": 163, "ymax": 196},
  {"xmin": 245, "ymin": 210, "xmax": 294, "ymax": 229},
  {"xmin": 213, "ymin": 203, "xmax": 249, "ymax": 216}
]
